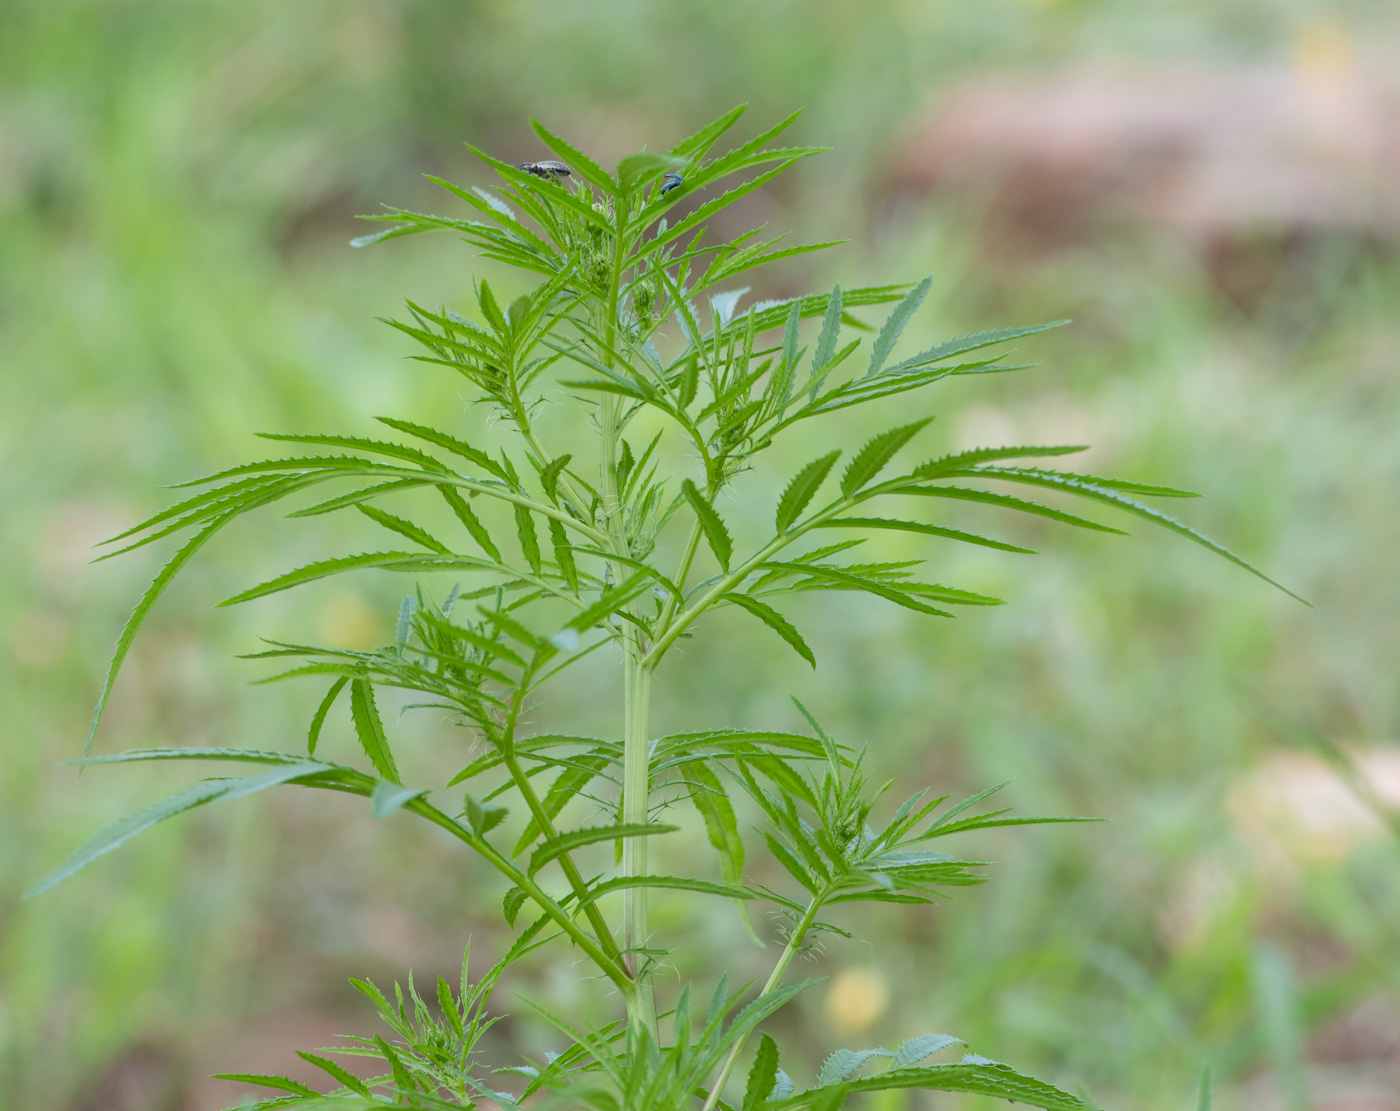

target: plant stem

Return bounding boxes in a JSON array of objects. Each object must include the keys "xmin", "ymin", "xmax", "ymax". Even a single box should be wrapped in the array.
[
  {"xmin": 497, "ymin": 657, "xmax": 624, "ymax": 966},
  {"xmin": 645, "ymin": 479, "xmax": 913, "ymax": 669},
  {"xmin": 654, "ymin": 518, "xmax": 703, "ymax": 633},
  {"xmin": 700, "ymin": 895, "xmax": 826, "ymax": 1111},
  {"xmin": 501, "ymin": 750, "xmax": 623, "ymax": 964},
  {"xmin": 594, "ymin": 193, "xmax": 659, "ymax": 1038},
  {"xmin": 405, "ymin": 797, "xmax": 634, "ymax": 996},
  {"xmin": 621, "ymin": 649, "xmax": 656, "ymax": 1032}
]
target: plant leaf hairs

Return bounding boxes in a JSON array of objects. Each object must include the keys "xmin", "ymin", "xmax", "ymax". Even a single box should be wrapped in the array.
[{"xmin": 29, "ymin": 107, "xmax": 1300, "ymax": 1110}]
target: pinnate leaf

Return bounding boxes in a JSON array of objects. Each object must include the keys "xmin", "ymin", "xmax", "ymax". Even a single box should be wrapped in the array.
[
  {"xmin": 576, "ymin": 874, "xmax": 753, "ymax": 908},
  {"xmin": 528, "ymin": 822, "xmax": 677, "ymax": 876},
  {"xmin": 296, "ymin": 1051, "xmax": 371, "ymax": 1096},
  {"xmin": 683, "ymin": 480, "xmax": 733, "ymax": 571},
  {"xmin": 724, "ymin": 593, "xmax": 816, "ymax": 667},
  {"xmin": 776, "ymin": 451, "xmax": 840, "ymax": 532},
  {"xmin": 531, "ymin": 119, "xmax": 616, "ymax": 193},
  {"xmin": 370, "ymin": 781, "xmax": 427, "ymax": 818},
  {"xmin": 946, "ymin": 466, "xmax": 1306, "ymax": 601},
  {"xmin": 210, "ymin": 1072, "xmax": 321, "ymax": 1097},
  {"xmin": 840, "ymin": 418, "xmax": 932, "ymax": 496},
  {"xmin": 350, "ymin": 678, "xmax": 400, "ymax": 783},
  {"xmin": 374, "ymin": 415, "xmax": 506, "ymax": 477},
  {"xmin": 669, "ymin": 104, "xmax": 746, "ymax": 160},
  {"xmin": 866, "ymin": 275, "xmax": 932, "ymax": 377},
  {"xmin": 780, "ymin": 1060, "xmax": 1090, "ymax": 1110},
  {"xmin": 679, "ymin": 759, "xmax": 752, "ymax": 933},
  {"xmin": 900, "ymin": 486, "xmax": 1127, "ymax": 534},
  {"xmin": 813, "ymin": 517, "xmax": 1034, "ymax": 554},
  {"xmin": 219, "ymin": 551, "xmax": 501, "ymax": 607},
  {"xmin": 810, "ymin": 284, "xmax": 843, "ymax": 381},
  {"xmin": 900, "ymin": 320, "xmax": 1068, "ymax": 368},
  {"xmin": 26, "ymin": 763, "xmax": 323, "ymax": 897},
  {"xmin": 891, "ymin": 1034, "xmax": 964, "ymax": 1069},
  {"xmin": 440, "ymin": 486, "xmax": 502, "ymax": 562},
  {"xmin": 86, "ymin": 517, "xmax": 229, "ymax": 758},
  {"xmin": 744, "ymin": 1034, "xmax": 781, "ymax": 1111},
  {"xmin": 357, "ymin": 503, "xmax": 451, "ymax": 554},
  {"xmin": 820, "ymin": 1047, "xmax": 893, "ymax": 1086},
  {"xmin": 307, "ymin": 677, "xmax": 348, "ymax": 756}
]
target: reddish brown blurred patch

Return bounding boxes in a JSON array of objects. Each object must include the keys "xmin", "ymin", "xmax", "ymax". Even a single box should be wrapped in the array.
[
  {"xmin": 888, "ymin": 60, "xmax": 1400, "ymax": 305},
  {"xmin": 65, "ymin": 1043, "xmax": 186, "ymax": 1111},
  {"xmin": 1311, "ymin": 994, "xmax": 1400, "ymax": 1066},
  {"xmin": 189, "ymin": 1009, "xmax": 374, "ymax": 1110}
]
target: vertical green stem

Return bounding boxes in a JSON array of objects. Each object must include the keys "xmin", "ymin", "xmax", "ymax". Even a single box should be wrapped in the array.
[
  {"xmin": 621, "ymin": 650, "xmax": 655, "ymax": 1034},
  {"xmin": 594, "ymin": 193, "xmax": 657, "ymax": 1036}
]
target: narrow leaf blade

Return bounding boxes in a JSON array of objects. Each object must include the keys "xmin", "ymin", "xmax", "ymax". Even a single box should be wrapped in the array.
[
  {"xmin": 26, "ymin": 764, "xmax": 320, "ymax": 898},
  {"xmin": 724, "ymin": 593, "xmax": 816, "ymax": 667},
  {"xmin": 350, "ymin": 679, "xmax": 400, "ymax": 783},
  {"xmin": 867, "ymin": 275, "xmax": 932, "ymax": 376},
  {"xmin": 840, "ymin": 419, "xmax": 933, "ymax": 496},
  {"xmin": 776, "ymin": 451, "xmax": 840, "ymax": 533},
  {"xmin": 682, "ymin": 480, "xmax": 733, "ymax": 572}
]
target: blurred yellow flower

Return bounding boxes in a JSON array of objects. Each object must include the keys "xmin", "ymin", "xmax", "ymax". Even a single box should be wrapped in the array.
[{"xmin": 824, "ymin": 967, "xmax": 890, "ymax": 1036}]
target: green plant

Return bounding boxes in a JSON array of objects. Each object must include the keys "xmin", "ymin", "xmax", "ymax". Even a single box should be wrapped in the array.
[{"xmin": 28, "ymin": 107, "xmax": 1295, "ymax": 1110}]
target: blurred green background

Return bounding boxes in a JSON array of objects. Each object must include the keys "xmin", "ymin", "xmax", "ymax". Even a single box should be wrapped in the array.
[{"xmin": 3, "ymin": 1, "xmax": 1399, "ymax": 1108}]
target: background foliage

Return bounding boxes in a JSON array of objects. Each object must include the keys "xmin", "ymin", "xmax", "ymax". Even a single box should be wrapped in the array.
[{"xmin": 2, "ymin": 1, "xmax": 1398, "ymax": 1109}]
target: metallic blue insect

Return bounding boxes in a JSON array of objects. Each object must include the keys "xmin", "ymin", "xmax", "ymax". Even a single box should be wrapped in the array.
[{"xmin": 660, "ymin": 172, "xmax": 683, "ymax": 196}]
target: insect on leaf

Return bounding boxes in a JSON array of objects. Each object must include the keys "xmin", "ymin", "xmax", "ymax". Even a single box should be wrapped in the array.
[{"xmin": 531, "ymin": 118, "xmax": 617, "ymax": 194}]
